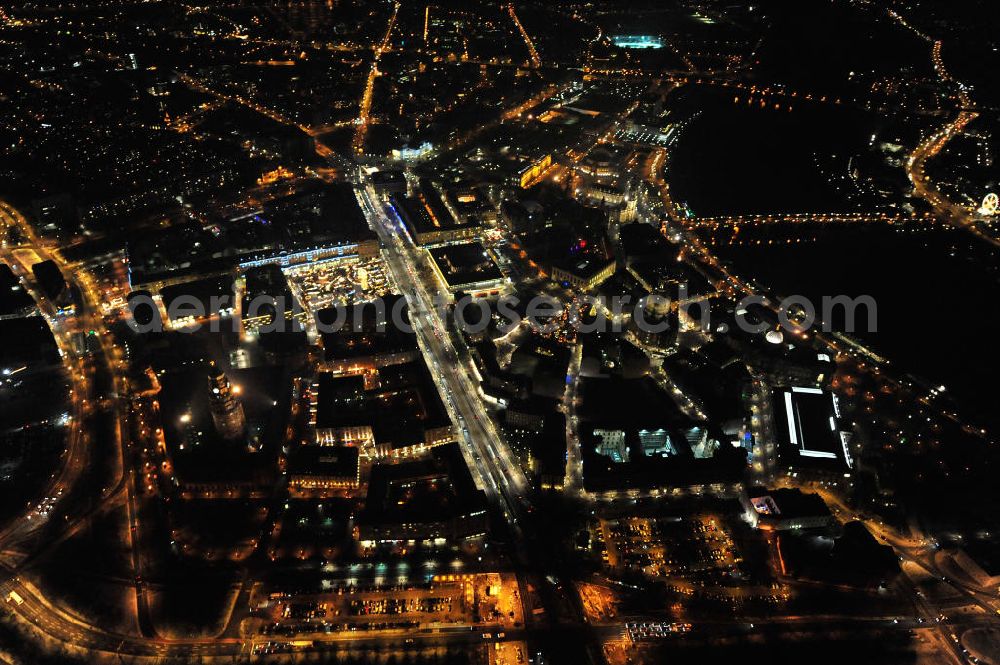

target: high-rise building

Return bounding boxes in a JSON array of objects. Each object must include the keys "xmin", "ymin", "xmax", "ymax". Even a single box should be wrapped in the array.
[{"xmin": 207, "ymin": 363, "xmax": 246, "ymax": 441}]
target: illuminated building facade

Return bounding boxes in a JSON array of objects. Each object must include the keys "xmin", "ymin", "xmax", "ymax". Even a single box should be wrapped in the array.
[
  {"xmin": 518, "ymin": 154, "xmax": 553, "ymax": 188},
  {"xmin": 550, "ymin": 257, "xmax": 617, "ymax": 291},
  {"xmin": 208, "ymin": 363, "xmax": 247, "ymax": 441}
]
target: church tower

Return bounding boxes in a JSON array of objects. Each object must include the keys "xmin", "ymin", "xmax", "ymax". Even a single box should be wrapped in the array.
[{"xmin": 208, "ymin": 363, "xmax": 246, "ymax": 441}]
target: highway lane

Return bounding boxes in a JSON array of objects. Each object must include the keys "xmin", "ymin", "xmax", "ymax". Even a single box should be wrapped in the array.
[
  {"xmin": 356, "ymin": 185, "xmax": 531, "ymax": 539},
  {"xmin": 890, "ymin": 9, "xmax": 993, "ymax": 248},
  {"xmin": 819, "ymin": 488, "xmax": 1000, "ymax": 615},
  {"xmin": 802, "ymin": 486, "xmax": 1000, "ymax": 664},
  {"xmin": 6, "ymin": 552, "xmax": 995, "ymax": 662},
  {"xmin": 905, "ymin": 110, "xmax": 994, "ymax": 247},
  {"xmin": 651, "ymin": 126, "xmax": 1000, "ymax": 578},
  {"xmin": 507, "ymin": 3, "xmax": 541, "ymax": 69},
  {"xmin": 644, "ymin": 106, "xmax": 999, "ymax": 662},
  {"xmin": 353, "ymin": 1, "xmax": 400, "ymax": 154},
  {"xmin": 0, "ymin": 189, "xmax": 539, "ymax": 658},
  {"xmin": 0, "ymin": 202, "xmax": 100, "ymax": 551},
  {"xmin": 0, "ymin": 200, "xmax": 150, "ymax": 638},
  {"xmin": 0, "ymin": 570, "xmax": 244, "ymax": 658}
]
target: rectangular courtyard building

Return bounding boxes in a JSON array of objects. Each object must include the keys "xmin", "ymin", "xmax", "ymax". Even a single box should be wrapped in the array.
[
  {"xmin": 428, "ymin": 241, "xmax": 507, "ymax": 298},
  {"xmin": 389, "ymin": 179, "xmax": 482, "ymax": 245},
  {"xmin": 313, "ymin": 360, "xmax": 454, "ymax": 457},
  {"xmin": 288, "ymin": 444, "xmax": 361, "ymax": 494},
  {"xmin": 357, "ymin": 443, "xmax": 488, "ymax": 545}
]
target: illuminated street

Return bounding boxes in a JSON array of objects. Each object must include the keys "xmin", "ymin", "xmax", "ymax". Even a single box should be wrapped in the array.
[{"xmin": 2, "ymin": 2, "xmax": 1000, "ymax": 664}]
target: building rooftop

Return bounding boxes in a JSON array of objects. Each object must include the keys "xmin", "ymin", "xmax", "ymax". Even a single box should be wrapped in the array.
[
  {"xmin": 748, "ymin": 487, "xmax": 832, "ymax": 521},
  {"xmin": 578, "ymin": 375, "xmax": 690, "ymax": 430},
  {"xmin": 127, "ymin": 182, "xmax": 375, "ymax": 285},
  {"xmin": 551, "ymin": 254, "xmax": 614, "ymax": 281},
  {"xmin": 159, "ymin": 275, "xmax": 235, "ymax": 321},
  {"xmin": 0, "ymin": 264, "xmax": 34, "ymax": 318},
  {"xmin": 370, "ymin": 169, "xmax": 406, "ymax": 188},
  {"xmin": 314, "ymin": 360, "xmax": 451, "ymax": 450},
  {"xmin": 443, "ymin": 185, "xmax": 493, "ymax": 221},
  {"xmin": 389, "ymin": 180, "xmax": 477, "ymax": 240},
  {"xmin": 0, "ymin": 316, "xmax": 60, "ymax": 367},
  {"xmin": 317, "ymin": 295, "xmax": 418, "ymax": 362},
  {"xmin": 428, "ymin": 242, "xmax": 503, "ymax": 291},
  {"xmin": 287, "ymin": 445, "xmax": 360, "ymax": 481},
  {"xmin": 158, "ymin": 365, "xmax": 290, "ymax": 488},
  {"xmin": 358, "ymin": 443, "xmax": 486, "ymax": 529},
  {"xmin": 773, "ymin": 386, "xmax": 853, "ymax": 472}
]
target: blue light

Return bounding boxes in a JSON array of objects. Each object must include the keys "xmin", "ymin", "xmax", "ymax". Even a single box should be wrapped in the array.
[{"xmin": 612, "ymin": 35, "xmax": 664, "ymax": 49}]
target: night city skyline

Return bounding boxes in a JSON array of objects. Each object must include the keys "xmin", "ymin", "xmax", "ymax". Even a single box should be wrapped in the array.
[{"xmin": 1, "ymin": 1, "xmax": 1000, "ymax": 664}]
